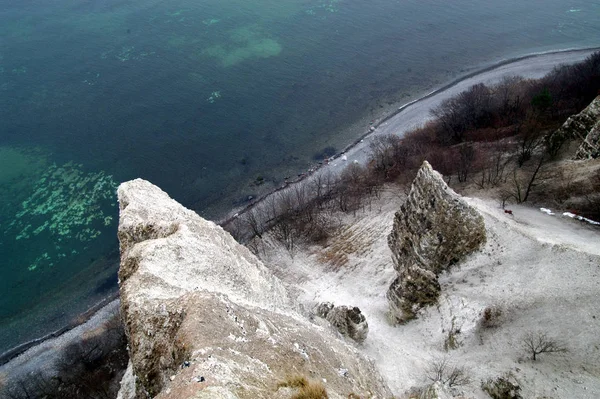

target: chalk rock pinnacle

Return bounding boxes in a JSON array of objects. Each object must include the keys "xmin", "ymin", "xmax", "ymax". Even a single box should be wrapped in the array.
[{"xmin": 387, "ymin": 162, "xmax": 486, "ymax": 323}]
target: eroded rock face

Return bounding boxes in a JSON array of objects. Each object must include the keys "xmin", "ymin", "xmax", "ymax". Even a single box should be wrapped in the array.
[
  {"xmin": 117, "ymin": 179, "xmax": 391, "ymax": 399},
  {"xmin": 387, "ymin": 162, "xmax": 485, "ymax": 323},
  {"xmin": 546, "ymin": 95, "xmax": 600, "ymax": 157},
  {"xmin": 316, "ymin": 302, "xmax": 369, "ymax": 343},
  {"xmin": 575, "ymin": 96, "xmax": 600, "ymax": 159}
]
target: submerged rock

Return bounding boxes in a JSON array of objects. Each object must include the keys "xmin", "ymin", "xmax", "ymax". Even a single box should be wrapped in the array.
[
  {"xmin": 387, "ymin": 161, "xmax": 485, "ymax": 323},
  {"xmin": 316, "ymin": 302, "xmax": 369, "ymax": 343},
  {"xmin": 117, "ymin": 179, "xmax": 390, "ymax": 399}
]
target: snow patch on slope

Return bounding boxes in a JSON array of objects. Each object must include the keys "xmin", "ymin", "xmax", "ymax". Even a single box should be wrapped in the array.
[{"xmin": 260, "ymin": 187, "xmax": 600, "ymax": 398}]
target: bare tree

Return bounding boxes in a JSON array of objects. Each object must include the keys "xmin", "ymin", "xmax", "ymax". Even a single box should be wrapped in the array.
[
  {"xmin": 1, "ymin": 308, "xmax": 127, "ymax": 399},
  {"xmin": 516, "ymin": 114, "xmax": 545, "ymax": 167},
  {"xmin": 521, "ymin": 331, "xmax": 567, "ymax": 361},
  {"xmin": 457, "ymin": 144, "xmax": 476, "ymax": 183},
  {"xmin": 502, "ymin": 153, "xmax": 547, "ymax": 204},
  {"xmin": 495, "ymin": 76, "xmax": 528, "ymax": 126},
  {"xmin": 223, "ymin": 216, "xmax": 245, "ymax": 242},
  {"xmin": 270, "ymin": 191, "xmax": 298, "ymax": 255},
  {"xmin": 425, "ymin": 357, "xmax": 470, "ymax": 387},
  {"xmin": 265, "ymin": 193, "xmax": 280, "ymax": 222},
  {"xmin": 243, "ymin": 208, "xmax": 265, "ymax": 239},
  {"xmin": 311, "ymin": 172, "xmax": 327, "ymax": 206},
  {"xmin": 477, "ymin": 143, "xmax": 512, "ymax": 189},
  {"xmin": 432, "ymin": 83, "xmax": 493, "ymax": 144},
  {"xmin": 369, "ymin": 134, "xmax": 400, "ymax": 178}
]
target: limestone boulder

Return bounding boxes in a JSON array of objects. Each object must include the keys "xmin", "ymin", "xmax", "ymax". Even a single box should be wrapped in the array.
[
  {"xmin": 387, "ymin": 162, "xmax": 485, "ymax": 323},
  {"xmin": 316, "ymin": 302, "xmax": 369, "ymax": 343},
  {"xmin": 387, "ymin": 267, "xmax": 441, "ymax": 323}
]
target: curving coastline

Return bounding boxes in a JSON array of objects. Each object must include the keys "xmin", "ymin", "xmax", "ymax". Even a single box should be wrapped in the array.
[
  {"xmin": 0, "ymin": 292, "xmax": 119, "ymax": 366},
  {"xmin": 1, "ymin": 46, "xmax": 598, "ymax": 373},
  {"xmin": 217, "ymin": 46, "xmax": 600, "ymax": 227}
]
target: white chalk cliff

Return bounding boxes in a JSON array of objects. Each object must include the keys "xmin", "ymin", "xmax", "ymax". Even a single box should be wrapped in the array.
[{"xmin": 116, "ymin": 179, "xmax": 391, "ymax": 399}]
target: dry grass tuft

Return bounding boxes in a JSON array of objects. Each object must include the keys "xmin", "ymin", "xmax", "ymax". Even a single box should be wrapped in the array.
[
  {"xmin": 316, "ymin": 223, "xmax": 378, "ymax": 270},
  {"xmin": 292, "ymin": 381, "xmax": 328, "ymax": 399},
  {"xmin": 278, "ymin": 376, "xmax": 328, "ymax": 399},
  {"xmin": 480, "ymin": 305, "xmax": 503, "ymax": 329},
  {"xmin": 278, "ymin": 375, "xmax": 309, "ymax": 389}
]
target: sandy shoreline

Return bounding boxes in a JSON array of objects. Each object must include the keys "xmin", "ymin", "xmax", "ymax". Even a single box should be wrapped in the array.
[
  {"xmin": 0, "ymin": 292, "xmax": 119, "ymax": 366},
  {"xmin": 0, "ymin": 299, "xmax": 121, "ymax": 385},
  {"xmin": 1, "ymin": 46, "xmax": 598, "ymax": 378}
]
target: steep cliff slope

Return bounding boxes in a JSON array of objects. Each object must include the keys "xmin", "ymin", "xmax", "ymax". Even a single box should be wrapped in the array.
[
  {"xmin": 258, "ymin": 178, "xmax": 600, "ymax": 398},
  {"xmin": 117, "ymin": 179, "xmax": 391, "ymax": 399}
]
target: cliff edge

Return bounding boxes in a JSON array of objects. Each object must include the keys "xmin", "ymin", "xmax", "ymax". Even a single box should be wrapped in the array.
[{"xmin": 116, "ymin": 179, "xmax": 391, "ymax": 399}]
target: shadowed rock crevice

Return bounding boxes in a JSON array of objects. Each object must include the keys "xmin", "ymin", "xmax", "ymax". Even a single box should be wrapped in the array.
[{"xmin": 387, "ymin": 161, "xmax": 486, "ymax": 323}]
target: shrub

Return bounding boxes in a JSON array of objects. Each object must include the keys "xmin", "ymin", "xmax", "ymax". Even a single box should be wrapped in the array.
[
  {"xmin": 443, "ymin": 317, "xmax": 462, "ymax": 351},
  {"xmin": 480, "ymin": 306, "xmax": 503, "ymax": 329},
  {"xmin": 531, "ymin": 88, "xmax": 552, "ymax": 113},
  {"xmin": 292, "ymin": 382, "xmax": 329, "ymax": 399},
  {"xmin": 481, "ymin": 373, "xmax": 522, "ymax": 399},
  {"xmin": 278, "ymin": 375, "xmax": 309, "ymax": 389}
]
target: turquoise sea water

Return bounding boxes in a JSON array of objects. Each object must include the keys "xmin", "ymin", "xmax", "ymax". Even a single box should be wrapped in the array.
[{"xmin": 1, "ymin": 0, "xmax": 599, "ymax": 353}]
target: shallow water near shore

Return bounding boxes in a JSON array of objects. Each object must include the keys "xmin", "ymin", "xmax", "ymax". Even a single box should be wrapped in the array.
[{"xmin": 1, "ymin": 0, "xmax": 600, "ymax": 353}]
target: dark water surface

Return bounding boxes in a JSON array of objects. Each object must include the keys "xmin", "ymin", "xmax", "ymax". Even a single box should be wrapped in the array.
[{"xmin": 1, "ymin": 0, "xmax": 599, "ymax": 353}]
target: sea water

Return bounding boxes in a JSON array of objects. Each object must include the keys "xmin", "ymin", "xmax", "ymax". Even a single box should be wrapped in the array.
[{"xmin": 0, "ymin": 0, "xmax": 599, "ymax": 353}]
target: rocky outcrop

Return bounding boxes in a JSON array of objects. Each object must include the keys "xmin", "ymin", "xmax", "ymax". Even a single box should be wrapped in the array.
[
  {"xmin": 387, "ymin": 162, "xmax": 485, "ymax": 323},
  {"xmin": 315, "ymin": 302, "xmax": 369, "ymax": 343},
  {"xmin": 418, "ymin": 382, "xmax": 453, "ymax": 399},
  {"xmin": 117, "ymin": 179, "xmax": 391, "ymax": 399},
  {"xmin": 576, "ymin": 122, "xmax": 600, "ymax": 159},
  {"xmin": 546, "ymin": 95, "xmax": 600, "ymax": 157},
  {"xmin": 575, "ymin": 96, "xmax": 600, "ymax": 159}
]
